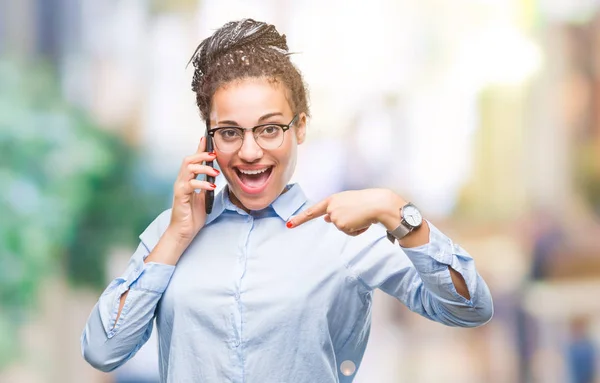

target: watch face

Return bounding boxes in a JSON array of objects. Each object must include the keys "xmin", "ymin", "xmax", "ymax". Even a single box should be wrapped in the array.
[{"xmin": 403, "ymin": 204, "xmax": 423, "ymax": 227}]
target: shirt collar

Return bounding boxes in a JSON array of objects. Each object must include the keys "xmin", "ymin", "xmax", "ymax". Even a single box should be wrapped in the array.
[{"xmin": 205, "ymin": 183, "xmax": 308, "ymax": 225}]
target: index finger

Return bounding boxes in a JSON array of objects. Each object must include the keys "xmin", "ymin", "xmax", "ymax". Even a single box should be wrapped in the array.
[
  {"xmin": 287, "ymin": 198, "xmax": 329, "ymax": 228},
  {"xmin": 197, "ymin": 136, "xmax": 206, "ymax": 153}
]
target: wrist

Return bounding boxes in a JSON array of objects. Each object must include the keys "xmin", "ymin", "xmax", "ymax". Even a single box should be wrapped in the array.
[
  {"xmin": 163, "ymin": 227, "xmax": 194, "ymax": 254},
  {"xmin": 398, "ymin": 220, "xmax": 429, "ymax": 248},
  {"xmin": 144, "ymin": 227, "xmax": 191, "ymax": 266},
  {"xmin": 374, "ymin": 191, "xmax": 429, "ymax": 247},
  {"xmin": 374, "ymin": 190, "xmax": 406, "ymax": 231}
]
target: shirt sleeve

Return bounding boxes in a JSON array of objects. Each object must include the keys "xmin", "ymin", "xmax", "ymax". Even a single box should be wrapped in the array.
[
  {"xmin": 81, "ymin": 209, "xmax": 175, "ymax": 372},
  {"xmin": 341, "ymin": 220, "xmax": 493, "ymax": 327}
]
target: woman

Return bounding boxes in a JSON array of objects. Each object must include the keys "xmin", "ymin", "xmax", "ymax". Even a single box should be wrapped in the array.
[{"xmin": 82, "ymin": 19, "xmax": 493, "ymax": 382}]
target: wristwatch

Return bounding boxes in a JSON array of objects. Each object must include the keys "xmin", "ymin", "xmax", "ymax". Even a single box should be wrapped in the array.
[{"xmin": 386, "ymin": 202, "xmax": 423, "ymax": 243}]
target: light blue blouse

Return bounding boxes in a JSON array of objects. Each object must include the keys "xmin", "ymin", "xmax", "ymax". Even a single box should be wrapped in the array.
[{"xmin": 82, "ymin": 183, "xmax": 493, "ymax": 382}]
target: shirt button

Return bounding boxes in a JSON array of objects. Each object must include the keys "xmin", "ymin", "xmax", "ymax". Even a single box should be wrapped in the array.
[
  {"xmin": 340, "ymin": 360, "xmax": 356, "ymax": 376},
  {"xmin": 234, "ymin": 292, "xmax": 240, "ymax": 300}
]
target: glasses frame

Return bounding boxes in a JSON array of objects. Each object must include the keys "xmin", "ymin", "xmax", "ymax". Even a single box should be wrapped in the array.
[{"xmin": 207, "ymin": 114, "xmax": 299, "ymax": 153}]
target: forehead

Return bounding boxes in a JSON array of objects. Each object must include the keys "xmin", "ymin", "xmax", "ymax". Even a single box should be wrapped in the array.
[{"xmin": 210, "ymin": 78, "xmax": 292, "ymax": 124}]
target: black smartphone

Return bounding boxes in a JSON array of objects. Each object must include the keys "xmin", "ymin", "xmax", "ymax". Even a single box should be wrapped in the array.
[{"xmin": 204, "ymin": 123, "xmax": 215, "ymax": 214}]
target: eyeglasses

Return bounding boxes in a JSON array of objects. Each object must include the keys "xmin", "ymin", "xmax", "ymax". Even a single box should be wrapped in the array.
[{"xmin": 208, "ymin": 114, "xmax": 299, "ymax": 153}]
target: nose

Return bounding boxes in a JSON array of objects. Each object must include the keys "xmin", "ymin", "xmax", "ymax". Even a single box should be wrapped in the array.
[{"xmin": 237, "ymin": 131, "xmax": 263, "ymax": 162}]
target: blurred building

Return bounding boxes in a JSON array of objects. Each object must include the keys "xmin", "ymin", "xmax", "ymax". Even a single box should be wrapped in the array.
[
  {"xmin": 454, "ymin": 1, "xmax": 600, "ymax": 382},
  {"xmin": 2, "ymin": 0, "xmax": 600, "ymax": 383}
]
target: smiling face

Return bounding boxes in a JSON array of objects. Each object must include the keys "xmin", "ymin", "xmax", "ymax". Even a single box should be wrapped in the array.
[{"xmin": 210, "ymin": 77, "xmax": 306, "ymax": 212}]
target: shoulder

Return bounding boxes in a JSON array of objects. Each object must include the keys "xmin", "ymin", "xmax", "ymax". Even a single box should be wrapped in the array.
[{"xmin": 139, "ymin": 209, "xmax": 172, "ymax": 249}]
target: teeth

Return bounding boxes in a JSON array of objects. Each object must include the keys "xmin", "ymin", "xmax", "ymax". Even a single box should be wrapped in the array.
[{"xmin": 238, "ymin": 167, "xmax": 270, "ymax": 175}]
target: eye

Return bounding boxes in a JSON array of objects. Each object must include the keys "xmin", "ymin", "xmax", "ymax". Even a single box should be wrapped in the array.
[
  {"xmin": 258, "ymin": 125, "xmax": 282, "ymax": 137},
  {"xmin": 218, "ymin": 128, "xmax": 242, "ymax": 140}
]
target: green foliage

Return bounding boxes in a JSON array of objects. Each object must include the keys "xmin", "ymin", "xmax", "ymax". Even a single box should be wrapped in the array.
[{"xmin": 0, "ymin": 58, "xmax": 168, "ymax": 368}]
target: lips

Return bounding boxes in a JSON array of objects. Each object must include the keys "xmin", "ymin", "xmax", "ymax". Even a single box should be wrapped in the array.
[{"xmin": 233, "ymin": 166, "xmax": 274, "ymax": 195}]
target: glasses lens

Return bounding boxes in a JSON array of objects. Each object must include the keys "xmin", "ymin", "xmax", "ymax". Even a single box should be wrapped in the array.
[
  {"xmin": 255, "ymin": 125, "xmax": 284, "ymax": 150},
  {"xmin": 213, "ymin": 128, "xmax": 243, "ymax": 152}
]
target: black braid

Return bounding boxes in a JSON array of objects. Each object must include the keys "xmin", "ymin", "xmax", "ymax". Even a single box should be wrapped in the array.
[{"xmin": 187, "ymin": 19, "xmax": 309, "ymax": 121}]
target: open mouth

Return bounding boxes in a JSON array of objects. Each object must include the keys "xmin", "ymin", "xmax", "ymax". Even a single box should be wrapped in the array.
[{"xmin": 234, "ymin": 166, "xmax": 274, "ymax": 194}]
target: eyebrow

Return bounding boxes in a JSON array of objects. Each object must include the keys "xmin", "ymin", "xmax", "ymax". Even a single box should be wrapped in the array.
[{"xmin": 217, "ymin": 112, "xmax": 284, "ymax": 126}]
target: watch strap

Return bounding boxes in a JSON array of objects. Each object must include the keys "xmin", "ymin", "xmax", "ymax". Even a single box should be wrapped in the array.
[
  {"xmin": 386, "ymin": 203, "xmax": 423, "ymax": 243},
  {"xmin": 386, "ymin": 222, "xmax": 412, "ymax": 243}
]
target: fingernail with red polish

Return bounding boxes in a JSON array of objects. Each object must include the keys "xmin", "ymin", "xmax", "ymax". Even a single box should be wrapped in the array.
[
  {"xmin": 209, "ymin": 151, "xmax": 217, "ymax": 156},
  {"xmin": 214, "ymin": 169, "xmax": 220, "ymax": 175},
  {"xmin": 286, "ymin": 221, "xmax": 293, "ymax": 228},
  {"xmin": 209, "ymin": 183, "xmax": 216, "ymax": 189}
]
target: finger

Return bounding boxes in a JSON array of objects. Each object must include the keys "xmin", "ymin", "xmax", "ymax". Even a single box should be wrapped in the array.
[
  {"xmin": 189, "ymin": 179, "xmax": 217, "ymax": 192},
  {"xmin": 174, "ymin": 178, "xmax": 215, "ymax": 197},
  {"xmin": 324, "ymin": 214, "xmax": 331, "ymax": 223},
  {"xmin": 287, "ymin": 198, "xmax": 329, "ymax": 228},
  {"xmin": 197, "ymin": 136, "xmax": 206, "ymax": 153},
  {"xmin": 177, "ymin": 151, "xmax": 217, "ymax": 182},
  {"xmin": 347, "ymin": 227, "xmax": 369, "ymax": 237},
  {"xmin": 183, "ymin": 152, "xmax": 217, "ymax": 167},
  {"xmin": 196, "ymin": 135, "xmax": 215, "ymax": 155},
  {"xmin": 187, "ymin": 164, "xmax": 220, "ymax": 180}
]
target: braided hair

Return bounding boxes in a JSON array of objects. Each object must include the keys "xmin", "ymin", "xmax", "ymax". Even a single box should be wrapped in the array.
[{"xmin": 188, "ymin": 19, "xmax": 310, "ymax": 122}]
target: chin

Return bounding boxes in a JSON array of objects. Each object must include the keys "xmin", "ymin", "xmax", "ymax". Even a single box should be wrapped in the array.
[
  {"xmin": 232, "ymin": 186, "xmax": 283, "ymax": 211},
  {"xmin": 238, "ymin": 197, "xmax": 272, "ymax": 211}
]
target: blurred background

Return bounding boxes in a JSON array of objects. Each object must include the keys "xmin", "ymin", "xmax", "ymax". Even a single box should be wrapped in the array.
[{"xmin": 1, "ymin": 0, "xmax": 600, "ymax": 382}]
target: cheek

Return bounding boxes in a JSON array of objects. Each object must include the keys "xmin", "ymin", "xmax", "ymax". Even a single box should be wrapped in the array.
[
  {"xmin": 215, "ymin": 156, "xmax": 232, "ymax": 175},
  {"xmin": 280, "ymin": 134, "xmax": 297, "ymax": 161},
  {"xmin": 216, "ymin": 152, "xmax": 232, "ymax": 166},
  {"xmin": 276, "ymin": 141, "xmax": 297, "ymax": 173}
]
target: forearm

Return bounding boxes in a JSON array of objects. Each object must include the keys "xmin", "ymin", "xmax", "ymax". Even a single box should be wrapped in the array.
[
  {"xmin": 82, "ymin": 286, "xmax": 163, "ymax": 372},
  {"xmin": 114, "ymin": 230, "xmax": 188, "ymax": 324},
  {"xmin": 376, "ymin": 193, "xmax": 471, "ymax": 300},
  {"xmin": 448, "ymin": 266, "xmax": 470, "ymax": 300},
  {"xmin": 399, "ymin": 224, "xmax": 493, "ymax": 327},
  {"xmin": 82, "ymin": 240, "xmax": 176, "ymax": 372},
  {"xmin": 144, "ymin": 227, "xmax": 190, "ymax": 265}
]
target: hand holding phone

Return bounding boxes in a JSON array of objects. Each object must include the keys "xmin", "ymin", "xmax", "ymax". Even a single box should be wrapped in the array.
[{"xmin": 168, "ymin": 134, "xmax": 217, "ymax": 247}]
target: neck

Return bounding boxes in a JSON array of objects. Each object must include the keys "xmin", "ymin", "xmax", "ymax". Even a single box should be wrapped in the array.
[
  {"xmin": 228, "ymin": 189, "xmax": 250, "ymax": 214},
  {"xmin": 226, "ymin": 185, "xmax": 291, "ymax": 213}
]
